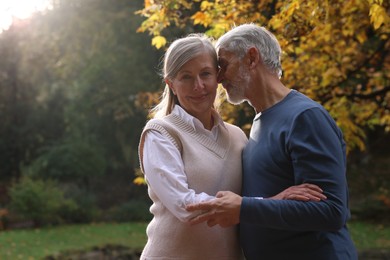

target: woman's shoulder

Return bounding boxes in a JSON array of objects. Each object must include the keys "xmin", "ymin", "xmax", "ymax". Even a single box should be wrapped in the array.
[
  {"xmin": 223, "ymin": 122, "xmax": 248, "ymax": 140},
  {"xmin": 223, "ymin": 121, "xmax": 243, "ymax": 131},
  {"xmin": 144, "ymin": 115, "xmax": 175, "ymax": 129}
]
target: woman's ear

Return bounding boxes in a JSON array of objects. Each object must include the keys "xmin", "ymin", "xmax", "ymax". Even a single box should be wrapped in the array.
[{"xmin": 165, "ymin": 79, "xmax": 176, "ymax": 95}]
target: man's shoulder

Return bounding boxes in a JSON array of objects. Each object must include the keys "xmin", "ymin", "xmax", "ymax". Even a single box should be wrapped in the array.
[
  {"xmin": 290, "ymin": 91, "xmax": 321, "ymax": 107},
  {"xmin": 282, "ymin": 91, "xmax": 326, "ymax": 116}
]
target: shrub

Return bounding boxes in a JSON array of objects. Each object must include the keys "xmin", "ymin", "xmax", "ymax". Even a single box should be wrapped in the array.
[
  {"xmin": 8, "ymin": 177, "xmax": 76, "ymax": 226},
  {"xmin": 0, "ymin": 208, "xmax": 9, "ymax": 230},
  {"xmin": 23, "ymin": 140, "xmax": 106, "ymax": 184},
  {"xmin": 107, "ymin": 200, "xmax": 152, "ymax": 222},
  {"xmin": 60, "ymin": 186, "xmax": 100, "ymax": 223}
]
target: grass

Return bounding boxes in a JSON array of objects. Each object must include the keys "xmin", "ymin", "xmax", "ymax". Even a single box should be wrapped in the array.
[
  {"xmin": 0, "ymin": 221, "xmax": 389, "ymax": 259},
  {"xmin": 0, "ymin": 222, "xmax": 147, "ymax": 259},
  {"xmin": 349, "ymin": 221, "xmax": 390, "ymax": 250}
]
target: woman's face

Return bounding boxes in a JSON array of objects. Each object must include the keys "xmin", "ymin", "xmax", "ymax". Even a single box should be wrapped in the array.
[{"xmin": 167, "ymin": 52, "xmax": 218, "ymax": 119}]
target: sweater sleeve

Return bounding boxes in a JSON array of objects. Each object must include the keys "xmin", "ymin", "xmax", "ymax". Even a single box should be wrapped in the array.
[
  {"xmin": 143, "ymin": 130, "xmax": 215, "ymax": 222},
  {"xmin": 240, "ymin": 107, "xmax": 350, "ymax": 231}
]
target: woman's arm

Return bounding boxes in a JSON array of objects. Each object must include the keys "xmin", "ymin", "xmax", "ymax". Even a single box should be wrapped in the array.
[{"xmin": 143, "ymin": 130, "xmax": 215, "ymax": 222}]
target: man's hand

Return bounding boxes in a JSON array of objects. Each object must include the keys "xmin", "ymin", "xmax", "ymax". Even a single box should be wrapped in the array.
[
  {"xmin": 186, "ymin": 184, "xmax": 325, "ymax": 227},
  {"xmin": 271, "ymin": 183, "xmax": 327, "ymax": 201},
  {"xmin": 186, "ymin": 191, "xmax": 242, "ymax": 227}
]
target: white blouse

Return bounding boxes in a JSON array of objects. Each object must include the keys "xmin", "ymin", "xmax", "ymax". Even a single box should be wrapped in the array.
[{"xmin": 142, "ymin": 105, "xmax": 225, "ymax": 222}]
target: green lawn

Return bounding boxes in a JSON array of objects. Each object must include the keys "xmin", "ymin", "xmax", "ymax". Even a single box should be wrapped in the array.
[
  {"xmin": 0, "ymin": 221, "xmax": 388, "ymax": 259},
  {"xmin": 0, "ymin": 222, "xmax": 147, "ymax": 259},
  {"xmin": 349, "ymin": 221, "xmax": 390, "ymax": 249}
]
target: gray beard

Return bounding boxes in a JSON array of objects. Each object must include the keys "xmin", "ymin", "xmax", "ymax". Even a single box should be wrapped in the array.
[
  {"xmin": 223, "ymin": 64, "xmax": 251, "ymax": 104},
  {"xmin": 226, "ymin": 87, "xmax": 246, "ymax": 105},
  {"xmin": 226, "ymin": 74, "xmax": 250, "ymax": 105}
]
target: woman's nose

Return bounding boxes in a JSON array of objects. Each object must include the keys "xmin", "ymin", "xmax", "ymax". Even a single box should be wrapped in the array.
[{"xmin": 194, "ymin": 76, "xmax": 204, "ymax": 91}]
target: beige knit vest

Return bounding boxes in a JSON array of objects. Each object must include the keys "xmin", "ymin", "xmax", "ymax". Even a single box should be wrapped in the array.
[{"xmin": 138, "ymin": 113, "xmax": 247, "ymax": 259}]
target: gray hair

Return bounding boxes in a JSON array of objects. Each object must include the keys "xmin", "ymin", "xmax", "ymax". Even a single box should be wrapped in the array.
[
  {"xmin": 215, "ymin": 23, "xmax": 282, "ymax": 78},
  {"xmin": 151, "ymin": 34, "xmax": 218, "ymax": 118}
]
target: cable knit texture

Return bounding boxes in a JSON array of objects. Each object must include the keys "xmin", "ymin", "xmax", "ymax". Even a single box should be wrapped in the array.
[{"xmin": 138, "ymin": 113, "xmax": 247, "ymax": 260}]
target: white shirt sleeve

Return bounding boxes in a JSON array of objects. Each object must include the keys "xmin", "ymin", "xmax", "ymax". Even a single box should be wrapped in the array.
[{"xmin": 143, "ymin": 130, "xmax": 215, "ymax": 222}]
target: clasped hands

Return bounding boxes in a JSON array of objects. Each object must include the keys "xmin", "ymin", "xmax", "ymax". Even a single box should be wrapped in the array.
[{"xmin": 186, "ymin": 183, "xmax": 326, "ymax": 228}]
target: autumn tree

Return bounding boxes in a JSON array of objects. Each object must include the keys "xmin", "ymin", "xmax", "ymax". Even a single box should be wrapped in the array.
[
  {"xmin": 136, "ymin": 0, "xmax": 390, "ymax": 153},
  {"xmin": 0, "ymin": 0, "xmax": 161, "ymax": 222}
]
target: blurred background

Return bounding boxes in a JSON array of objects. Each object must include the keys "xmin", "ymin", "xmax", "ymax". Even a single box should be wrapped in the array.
[{"xmin": 0, "ymin": 0, "xmax": 389, "ymax": 259}]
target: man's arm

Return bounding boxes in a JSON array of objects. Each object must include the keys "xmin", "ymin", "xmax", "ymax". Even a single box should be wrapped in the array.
[
  {"xmin": 240, "ymin": 108, "xmax": 350, "ymax": 231},
  {"xmin": 187, "ymin": 108, "xmax": 350, "ymax": 231},
  {"xmin": 186, "ymin": 183, "xmax": 326, "ymax": 227}
]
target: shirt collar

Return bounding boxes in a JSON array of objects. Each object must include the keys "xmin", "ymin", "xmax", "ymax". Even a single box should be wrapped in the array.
[
  {"xmin": 172, "ymin": 105, "xmax": 226, "ymax": 131},
  {"xmin": 254, "ymin": 112, "xmax": 262, "ymax": 121}
]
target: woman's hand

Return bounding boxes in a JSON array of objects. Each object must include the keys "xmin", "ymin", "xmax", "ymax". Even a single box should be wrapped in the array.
[{"xmin": 270, "ymin": 183, "xmax": 327, "ymax": 201}]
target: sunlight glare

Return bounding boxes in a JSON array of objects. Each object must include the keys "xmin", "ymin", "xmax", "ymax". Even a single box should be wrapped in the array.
[{"xmin": 0, "ymin": 0, "xmax": 52, "ymax": 32}]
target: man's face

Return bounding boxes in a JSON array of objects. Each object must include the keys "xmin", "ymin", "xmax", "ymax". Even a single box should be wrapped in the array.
[{"xmin": 217, "ymin": 48, "xmax": 250, "ymax": 105}]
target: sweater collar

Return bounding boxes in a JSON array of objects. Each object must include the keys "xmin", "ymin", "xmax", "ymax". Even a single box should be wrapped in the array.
[{"xmin": 172, "ymin": 105, "xmax": 226, "ymax": 131}]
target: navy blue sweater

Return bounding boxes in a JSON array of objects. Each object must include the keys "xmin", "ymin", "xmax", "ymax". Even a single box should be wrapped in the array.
[{"xmin": 240, "ymin": 90, "xmax": 357, "ymax": 260}]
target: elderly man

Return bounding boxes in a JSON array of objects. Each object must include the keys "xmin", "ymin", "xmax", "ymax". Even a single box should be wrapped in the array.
[{"xmin": 187, "ymin": 24, "xmax": 357, "ymax": 260}]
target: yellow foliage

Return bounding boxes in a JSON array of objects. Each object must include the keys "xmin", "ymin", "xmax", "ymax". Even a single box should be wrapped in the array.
[
  {"xmin": 133, "ymin": 168, "xmax": 147, "ymax": 186},
  {"xmin": 369, "ymin": 4, "xmax": 389, "ymax": 29},
  {"xmin": 191, "ymin": 12, "xmax": 213, "ymax": 27},
  {"xmin": 144, "ymin": 0, "xmax": 151, "ymax": 8},
  {"xmin": 282, "ymin": 0, "xmax": 300, "ymax": 18},
  {"xmin": 133, "ymin": 176, "xmax": 147, "ymax": 186},
  {"xmin": 356, "ymin": 31, "xmax": 367, "ymax": 43},
  {"xmin": 321, "ymin": 67, "xmax": 345, "ymax": 87},
  {"xmin": 192, "ymin": 11, "xmax": 206, "ymax": 25},
  {"xmin": 136, "ymin": 0, "xmax": 390, "ymax": 152},
  {"xmin": 201, "ymin": 0, "xmax": 213, "ymax": 9},
  {"xmin": 151, "ymin": 35, "xmax": 167, "ymax": 49}
]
